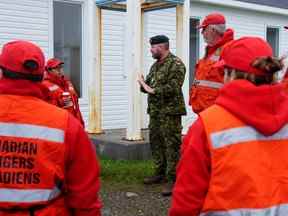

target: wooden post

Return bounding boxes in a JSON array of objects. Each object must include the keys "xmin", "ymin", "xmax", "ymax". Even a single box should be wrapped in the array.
[
  {"xmin": 125, "ymin": 0, "xmax": 143, "ymax": 140},
  {"xmin": 88, "ymin": 4, "xmax": 103, "ymax": 134},
  {"xmin": 176, "ymin": 0, "xmax": 192, "ymax": 134}
]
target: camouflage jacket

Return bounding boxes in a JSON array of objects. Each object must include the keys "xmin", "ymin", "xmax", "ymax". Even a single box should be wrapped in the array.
[{"xmin": 141, "ymin": 53, "xmax": 187, "ymax": 116}]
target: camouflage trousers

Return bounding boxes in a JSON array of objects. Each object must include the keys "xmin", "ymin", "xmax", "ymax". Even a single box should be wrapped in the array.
[{"xmin": 149, "ymin": 114, "xmax": 182, "ymax": 182}]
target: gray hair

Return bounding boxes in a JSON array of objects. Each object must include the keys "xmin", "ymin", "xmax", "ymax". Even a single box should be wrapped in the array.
[{"xmin": 210, "ymin": 24, "xmax": 226, "ymax": 35}]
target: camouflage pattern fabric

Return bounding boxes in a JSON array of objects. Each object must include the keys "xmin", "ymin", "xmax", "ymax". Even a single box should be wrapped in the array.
[
  {"xmin": 141, "ymin": 53, "xmax": 186, "ymax": 182},
  {"xmin": 149, "ymin": 114, "xmax": 182, "ymax": 182},
  {"xmin": 141, "ymin": 53, "xmax": 186, "ymax": 116}
]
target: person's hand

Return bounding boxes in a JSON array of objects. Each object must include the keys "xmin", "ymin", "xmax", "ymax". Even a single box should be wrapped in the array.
[
  {"xmin": 144, "ymin": 85, "xmax": 155, "ymax": 94},
  {"xmin": 141, "ymin": 82, "xmax": 155, "ymax": 94},
  {"xmin": 137, "ymin": 73, "xmax": 154, "ymax": 94},
  {"xmin": 137, "ymin": 73, "xmax": 145, "ymax": 85}
]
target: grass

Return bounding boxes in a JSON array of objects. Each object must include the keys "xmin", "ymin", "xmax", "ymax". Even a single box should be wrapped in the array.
[{"xmin": 100, "ymin": 157, "xmax": 154, "ymax": 186}]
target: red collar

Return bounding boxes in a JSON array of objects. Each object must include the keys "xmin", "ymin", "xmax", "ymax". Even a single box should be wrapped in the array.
[
  {"xmin": 206, "ymin": 28, "xmax": 234, "ymax": 57},
  {"xmin": 0, "ymin": 78, "xmax": 49, "ymax": 100}
]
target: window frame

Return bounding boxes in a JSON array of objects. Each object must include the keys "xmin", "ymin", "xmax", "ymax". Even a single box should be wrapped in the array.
[
  {"xmin": 49, "ymin": 0, "xmax": 89, "ymax": 100},
  {"xmin": 265, "ymin": 25, "xmax": 280, "ymax": 57},
  {"xmin": 189, "ymin": 16, "xmax": 201, "ymax": 87}
]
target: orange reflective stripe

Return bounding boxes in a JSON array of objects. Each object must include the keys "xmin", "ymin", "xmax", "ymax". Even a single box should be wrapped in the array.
[
  {"xmin": 0, "ymin": 187, "xmax": 61, "ymax": 203},
  {"xmin": 211, "ymin": 125, "xmax": 288, "ymax": 149},
  {"xmin": 193, "ymin": 79, "xmax": 224, "ymax": 89},
  {"xmin": 0, "ymin": 122, "xmax": 64, "ymax": 143},
  {"xmin": 200, "ymin": 203, "xmax": 288, "ymax": 216}
]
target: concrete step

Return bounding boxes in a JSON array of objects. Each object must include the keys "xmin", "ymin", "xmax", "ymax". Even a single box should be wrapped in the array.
[{"xmin": 90, "ymin": 129, "xmax": 151, "ymax": 160}]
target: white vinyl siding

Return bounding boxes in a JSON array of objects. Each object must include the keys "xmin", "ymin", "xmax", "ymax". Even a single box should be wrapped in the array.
[
  {"xmin": 101, "ymin": 9, "xmax": 127, "ymax": 129},
  {"xmin": 0, "ymin": 0, "xmax": 49, "ymax": 56}
]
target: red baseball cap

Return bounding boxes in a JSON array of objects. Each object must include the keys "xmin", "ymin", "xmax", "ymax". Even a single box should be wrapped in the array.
[
  {"xmin": 46, "ymin": 58, "xmax": 64, "ymax": 70},
  {"xmin": 214, "ymin": 37, "xmax": 273, "ymax": 76},
  {"xmin": 0, "ymin": 40, "xmax": 45, "ymax": 75},
  {"xmin": 197, "ymin": 13, "xmax": 226, "ymax": 29}
]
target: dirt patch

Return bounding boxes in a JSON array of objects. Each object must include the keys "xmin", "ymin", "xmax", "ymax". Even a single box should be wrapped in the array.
[{"xmin": 100, "ymin": 183, "xmax": 171, "ymax": 216}]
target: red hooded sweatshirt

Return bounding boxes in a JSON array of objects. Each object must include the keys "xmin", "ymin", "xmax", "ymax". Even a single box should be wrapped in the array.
[
  {"xmin": 170, "ymin": 80, "xmax": 288, "ymax": 216},
  {"xmin": 0, "ymin": 78, "xmax": 102, "ymax": 216}
]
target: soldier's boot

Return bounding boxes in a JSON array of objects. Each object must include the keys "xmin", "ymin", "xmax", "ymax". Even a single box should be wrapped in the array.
[
  {"xmin": 161, "ymin": 181, "xmax": 174, "ymax": 197},
  {"xmin": 143, "ymin": 175, "xmax": 166, "ymax": 185}
]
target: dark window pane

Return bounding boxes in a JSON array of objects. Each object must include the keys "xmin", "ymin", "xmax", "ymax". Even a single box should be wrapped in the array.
[
  {"xmin": 189, "ymin": 18, "xmax": 200, "ymax": 87},
  {"xmin": 266, "ymin": 27, "xmax": 279, "ymax": 57},
  {"xmin": 53, "ymin": 1, "xmax": 82, "ymax": 97}
]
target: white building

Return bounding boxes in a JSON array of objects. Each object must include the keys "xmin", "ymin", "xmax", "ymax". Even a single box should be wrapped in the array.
[{"xmin": 1, "ymin": 0, "xmax": 288, "ymax": 135}]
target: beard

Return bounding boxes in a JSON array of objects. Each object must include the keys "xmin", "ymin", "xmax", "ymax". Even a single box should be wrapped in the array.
[{"xmin": 152, "ymin": 52, "xmax": 161, "ymax": 60}]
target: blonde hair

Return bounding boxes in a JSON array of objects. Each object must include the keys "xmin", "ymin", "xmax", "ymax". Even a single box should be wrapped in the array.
[{"xmin": 225, "ymin": 56, "xmax": 283, "ymax": 85}]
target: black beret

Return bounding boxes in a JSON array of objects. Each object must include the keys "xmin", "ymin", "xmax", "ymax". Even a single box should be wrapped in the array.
[{"xmin": 150, "ymin": 35, "xmax": 169, "ymax": 45}]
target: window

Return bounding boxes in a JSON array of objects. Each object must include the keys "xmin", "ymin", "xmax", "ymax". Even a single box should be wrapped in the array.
[
  {"xmin": 266, "ymin": 27, "xmax": 279, "ymax": 57},
  {"xmin": 53, "ymin": 1, "xmax": 82, "ymax": 96},
  {"xmin": 189, "ymin": 18, "xmax": 200, "ymax": 87}
]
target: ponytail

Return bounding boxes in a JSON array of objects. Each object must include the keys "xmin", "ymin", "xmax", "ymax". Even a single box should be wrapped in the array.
[
  {"xmin": 226, "ymin": 56, "xmax": 283, "ymax": 86},
  {"xmin": 252, "ymin": 56, "xmax": 283, "ymax": 75}
]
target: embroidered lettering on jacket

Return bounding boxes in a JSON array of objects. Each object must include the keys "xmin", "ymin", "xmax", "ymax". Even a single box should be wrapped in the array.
[{"xmin": 0, "ymin": 140, "xmax": 40, "ymax": 185}]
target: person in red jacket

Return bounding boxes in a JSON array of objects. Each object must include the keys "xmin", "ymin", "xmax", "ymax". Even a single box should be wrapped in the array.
[
  {"xmin": 170, "ymin": 37, "xmax": 288, "ymax": 216},
  {"xmin": 42, "ymin": 58, "xmax": 84, "ymax": 126},
  {"xmin": 189, "ymin": 13, "xmax": 234, "ymax": 114},
  {"xmin": 0, "ymin": 40, "xmax": 101, "ymax": 216}
]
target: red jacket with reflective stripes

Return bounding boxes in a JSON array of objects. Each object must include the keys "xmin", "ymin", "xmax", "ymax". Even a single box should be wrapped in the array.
[
  {"xmin": 189, "ymin": 29, "xmax": 234, "ymax": 114},
  {"xmin": 0, "ymin": 78, "xmax": 101, "ymax": 216},
  {"xmin": 170, "ymin": 80, "xmax": 288, "ymax": 216},
  {"xmin": 42, "ymin": 73, "xmax": 84, "ymax": 126}
]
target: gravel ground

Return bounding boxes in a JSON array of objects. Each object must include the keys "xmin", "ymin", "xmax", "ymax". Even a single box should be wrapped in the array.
[{"xmin": 100, "ymin": 183, "xmax": 171, "ymax": 216}]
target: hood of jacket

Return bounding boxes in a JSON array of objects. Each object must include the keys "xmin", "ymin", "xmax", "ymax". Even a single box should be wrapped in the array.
[{"xmin": 216, "ymin": 80, "xmax": 288, "ymax": 136}]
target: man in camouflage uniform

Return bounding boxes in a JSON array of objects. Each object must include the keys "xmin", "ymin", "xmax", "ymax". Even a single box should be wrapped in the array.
[{"xmin": 138, "ymin": 35, "xmax": 186, "ymax": 196}]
